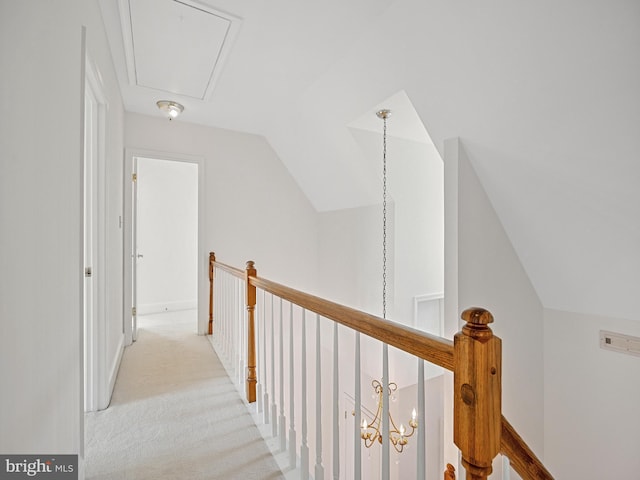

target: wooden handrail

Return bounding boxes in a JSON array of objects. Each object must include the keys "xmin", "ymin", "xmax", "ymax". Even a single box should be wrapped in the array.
[
  {"xmin": 501, "ymin": 416, "xmax": 554, "ymax": 480},
  {"xmin": 214, "ymin": 260, "xmax": 244, "ymax": 278},
  {"xmin": 249, "ymin": 274, "xmax": 455, "ymax": 371},
  {"xmin": 208, "ymin": 253, "xmax": 553, "ymax": 480}
]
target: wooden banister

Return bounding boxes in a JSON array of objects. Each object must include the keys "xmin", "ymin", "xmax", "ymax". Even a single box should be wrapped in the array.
[
  {"xmin": 208, "ymin": 254, "xmax": 554, "ymax": 480},
  {"xmin": 501, "ymin": 416, "xmax": 554, "ymax": 480},
  {"xmin": 214, "ymin": 260, "xmax": 244, "ymax": 278},
  {"xmin": 249, "ymin": 275, "xmax": 455, "ymax": 371}
]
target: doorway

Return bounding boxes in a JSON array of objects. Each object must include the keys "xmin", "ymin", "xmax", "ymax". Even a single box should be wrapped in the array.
[
  {"xmin": 137, "ymin": 157, "xmax": 198, "ymax": 318},
  {"xmin": 123, "ymin": 151, "xmax": 205, "ymax": 344}
]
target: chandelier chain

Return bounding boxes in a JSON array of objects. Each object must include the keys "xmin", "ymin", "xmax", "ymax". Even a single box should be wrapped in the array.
[{"xmin": 382, "ymin": 115, "xmax": 387, "ymax": 320}]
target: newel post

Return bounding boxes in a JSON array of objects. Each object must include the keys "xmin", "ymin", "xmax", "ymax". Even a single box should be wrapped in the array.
[
  {"xmin": 208, "ymin": 252, "xmax": 215, "ymax": 335},
  {"xmin": 245, "ymin": 260, "xmax": 257, "ymax": 403},
  {"xmin": 454, "ymin": 308, "xmax": 502, "ymax": 480}
]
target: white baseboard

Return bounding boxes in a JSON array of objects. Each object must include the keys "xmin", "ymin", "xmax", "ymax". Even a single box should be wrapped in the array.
[
  {"xmin": 105, "ymin": 335, "xmax": 124, "ymax": 408},
  {"xmin": 137, "ymin": 300, "xmax": 197, "ymax": 315}
]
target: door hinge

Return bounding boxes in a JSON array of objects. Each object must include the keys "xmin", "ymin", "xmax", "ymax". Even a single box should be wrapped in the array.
[
  {"xmin": 132, "ymin": 173, "xmax": 137, "ymax": 182},
  {"xmin": 84, "ymin": 267, "xmax": 92, "ymax": 277},
  {"xmin": 132, "ymin": 307, "xmax": 137, "ymax": 316}
]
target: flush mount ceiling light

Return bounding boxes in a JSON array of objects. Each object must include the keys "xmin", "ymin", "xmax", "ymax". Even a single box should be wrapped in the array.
[{"xmin": 156, "ymin": 100, "xmax": 184, "ymax": 120}]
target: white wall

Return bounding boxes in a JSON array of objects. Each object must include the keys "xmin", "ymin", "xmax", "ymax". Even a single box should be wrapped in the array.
[
  {"xmin": 389, "ymin": 139, "xmax": 444, "ymax": 324},
  {"xmin": 544, "ymin": 309, "xmax": 640, "ymax": 479},
  {"xmin": 125, "ymin": 112, "xmax": 320, "ymax": 331},
  {"xmin": 0, "ymin": 0, "xmax": 124, "ymax": 459},
  {"xmin": 317, "ymin": 204, "xmax": 384, "ymax": 314},
  {"xmin": 444, "ymin": 138, "xmax": 545, "ymax": 476},
  {"xmin": 136, "ymin": 158, "xmax": 198, "ymax": 314},
  {"xmin": 317, "ymin": 136, "xmax": 443, "ymax": 322}
]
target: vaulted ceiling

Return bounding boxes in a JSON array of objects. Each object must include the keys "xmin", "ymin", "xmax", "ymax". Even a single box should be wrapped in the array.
[{"xmin": 100, "ymin": 0, "xmax": 640, "ymax": 322}]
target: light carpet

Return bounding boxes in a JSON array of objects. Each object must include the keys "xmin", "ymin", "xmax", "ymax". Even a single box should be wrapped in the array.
[{"xmin": 85, "ymin": 311, "xmax": 284, "ymax": 480}]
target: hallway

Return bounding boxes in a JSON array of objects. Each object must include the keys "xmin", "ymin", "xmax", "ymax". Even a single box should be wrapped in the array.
[{"xmin": 85, "ymin": 311, "xmax": 284, "ymax": 479}]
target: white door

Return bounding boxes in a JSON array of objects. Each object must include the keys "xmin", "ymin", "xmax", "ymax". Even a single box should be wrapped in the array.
[
  {"xmin": 83, "ymin": 73, "xmax": 101, "ymax": 412},
  {"xmin": 123, "ymin": 155, "xmax": 138, "ymax": 345},
  {"xmin": 132, "ymin": 157, "xmax": 139, "ymax": 341}
]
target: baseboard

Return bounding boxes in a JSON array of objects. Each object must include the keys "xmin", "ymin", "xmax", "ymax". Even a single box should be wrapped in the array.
[
  {"xmin": 105, "ymin": 335, "xmax": 125, "ymax": 408},
  {"xmin": 137, "ymin": 300, "xmax": 197, "ymax": 315}
]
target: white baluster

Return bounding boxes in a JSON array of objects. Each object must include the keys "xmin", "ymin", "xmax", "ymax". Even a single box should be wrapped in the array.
[
  {"xmin": 213, "ymin": 267, "xmax": 218, "ymax": 343},
  {"xmin": 233, "ymin": 277, "xmax": 245, "ymax": 385},
  {"xmin": 241, "ymin": 279, "xmax": 247, "ymax": 385},
  {"xmin": 279, "ymin": 298, "xmax": 286, "ymax": 451},
  {"xmin": 289, "ymin": 302, "xmax": 297, "ymax": 468},
  {"xmin": 217, "ymin": 271, "xmax": 222, "ymax": 349},
  {"xmin": 417, "ymin": 359, "xmax": 425, "ymax": 480},
  {"xmin": 502, "ymin": 455, "xmax": 511, "ymax": 480},
  {"xmin": 315, "ymin": 314, "xmax": 324, "ymax": 480},
  {"xmin": 222, "ymin": 272, "xmax": 227, "ymax": 357},
  {"xmin": 354, "ymin": 332, "xmax": 361, "ymax": 480},
  {"xmin": 221, "ymin": 272, "xmax": 226, "ymax": 355},
  {"xmin": 236, "ymin": 278, "xmax": 241, "ymax": 383},
  {"xmin": 300, "ymin": 308, "xmax": 309, "ymax": 480},
  {"xmin": 216, "ymin": 270, "xmax": 220, "ymax": 344},
  {"xmin": 225, "ymin": 273, "xmax": 230, "ymax": 361},
  {"xmin": 230, "ymin": 276, "xmax": 234, "ymax": 371},
  {"xmin": 382, "ymin": 343, "xmax": 389, "ymax": 480},
  {"xmin": 230, "ymin": 274, "xmax": 234, "ymax": 363},
  {"xmin": 221, "ymin": 271, "xmax": 226, "ymax": 348},
  {"xmin": 332, "ymin": 322, "xmax": 339, "ymax": 480},
  {"xmin": 271, "ymin": 294, "xmax": 277, "ymax": 437},
  {"xmin": 256, "ymin": 289, "xmax": 263, "ymax": 414},
  {"xmin": 263, "ymin": 290, "xmax": 269, "ymax": 425}
]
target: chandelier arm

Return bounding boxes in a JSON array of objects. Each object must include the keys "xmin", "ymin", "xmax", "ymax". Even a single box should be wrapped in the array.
[
  {"xmin": 392, "ymin": 442, "xmax": 403, "ymax": 454},
  {"xmin": 388, "ymin": 414, "xmax": 403, "ymax": 435}
]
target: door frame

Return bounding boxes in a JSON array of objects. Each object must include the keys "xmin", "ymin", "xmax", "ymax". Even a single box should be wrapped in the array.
[{"xmin": 123, "ymin": 148, "xmax": 206, "ymax": 344}]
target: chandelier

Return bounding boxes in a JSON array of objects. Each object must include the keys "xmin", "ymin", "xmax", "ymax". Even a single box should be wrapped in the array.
[
  {"xmin": 360, "ymin": 380, "xmax": 418, "ymax": 453},
  {"xmin": 360, "ymin": 108, "xmax": 421, "ymax": 455}
]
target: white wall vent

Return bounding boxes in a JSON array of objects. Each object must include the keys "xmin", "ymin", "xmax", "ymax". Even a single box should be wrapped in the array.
[{"xmin": 599, "ymin": 330, "xmax": 640, "ymax": 358}]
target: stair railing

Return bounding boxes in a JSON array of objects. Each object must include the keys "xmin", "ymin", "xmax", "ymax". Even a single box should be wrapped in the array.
[{"xmin": 208, "ymin": 252, "xmax": 553, "ymax": 480}]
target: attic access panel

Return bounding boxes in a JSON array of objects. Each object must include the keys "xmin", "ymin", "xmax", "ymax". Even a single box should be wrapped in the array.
[{"xmin": 127, "ymin": 0, "xmax": 238, "ymax": 100}]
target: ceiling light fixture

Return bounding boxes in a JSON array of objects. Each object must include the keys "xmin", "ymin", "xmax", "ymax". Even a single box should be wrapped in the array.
[{"xmin": 156, "ymin": 100, "xmax": 184, "ymax": 120}]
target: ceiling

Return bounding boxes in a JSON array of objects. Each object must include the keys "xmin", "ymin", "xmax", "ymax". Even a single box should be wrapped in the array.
[{"xmin": 100, "ymin": 0, "xmax": 640, "ymax": 322}]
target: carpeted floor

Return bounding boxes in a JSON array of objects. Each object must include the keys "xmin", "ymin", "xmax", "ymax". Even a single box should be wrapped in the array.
[{"xmin": 85, "ymin": 311, "xmax": 284, "ymax": 480}]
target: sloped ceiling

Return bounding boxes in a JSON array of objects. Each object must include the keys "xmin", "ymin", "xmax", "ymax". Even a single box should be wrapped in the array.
[{"xmin": 100, "ymin": 0, "xmax": 640, "ymax": 322}]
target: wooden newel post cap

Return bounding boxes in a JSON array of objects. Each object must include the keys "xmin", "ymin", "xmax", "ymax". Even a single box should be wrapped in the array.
[
  {"xmin": 209, "ymin": 251, "xmax": 215, "ymax": 260},
  {"xmin": 461, "ymin": 307, "xmax": 493, "ymax": 326},
  {"xmin": 245, "ymin": 260, "xmax": 257, "ymax": 307},
  {"xmin": 461, "ymin": 307, "xmax": 494, "ymax": 340}
]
